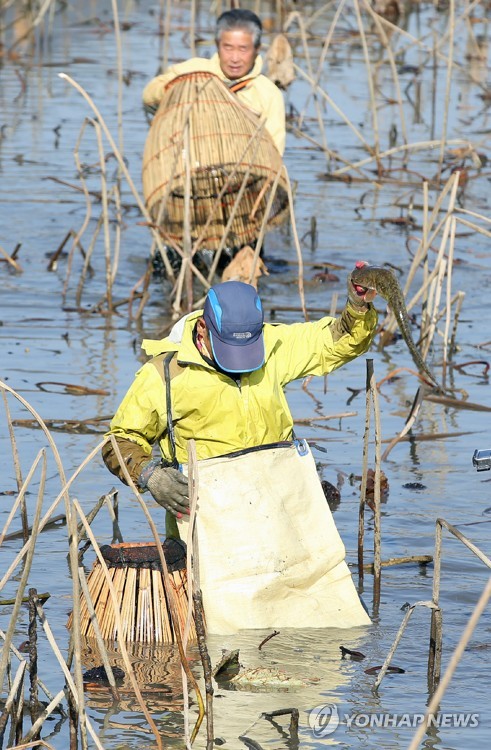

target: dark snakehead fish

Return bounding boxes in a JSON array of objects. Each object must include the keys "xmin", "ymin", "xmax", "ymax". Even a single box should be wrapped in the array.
[{"xmin": 351, "ymin": 264, "xmax": 441, "ymax": 390}]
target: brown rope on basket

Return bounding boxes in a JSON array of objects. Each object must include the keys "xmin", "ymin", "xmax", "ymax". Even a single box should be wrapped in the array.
[{"xmin": 142, "ymin": 71, "xmax": 288, "ymax": 252}]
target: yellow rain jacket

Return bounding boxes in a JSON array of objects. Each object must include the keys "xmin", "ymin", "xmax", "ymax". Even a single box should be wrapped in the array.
[
  {"xmin": 103, "ymin": 304, "xmax": 377, "ymax": 483},
  {"xmin": 142, "ymin": 53, "xmax": 286, "ymax": 155}
]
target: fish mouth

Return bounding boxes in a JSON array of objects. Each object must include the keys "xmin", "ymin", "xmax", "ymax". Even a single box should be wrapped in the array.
[{"xmin": 351, "ymin": 280, "xmax": 368, "ymax": 296}]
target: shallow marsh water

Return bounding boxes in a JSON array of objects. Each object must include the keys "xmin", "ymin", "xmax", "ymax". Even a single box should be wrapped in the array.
[{"xmin": 0, "ymin": 1, "xmax": 490, "ymax": 748}]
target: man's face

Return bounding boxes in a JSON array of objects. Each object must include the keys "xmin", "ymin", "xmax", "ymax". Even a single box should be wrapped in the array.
[{"xmin": 217, "ymin": 29, "xmax": 259, "ymax": 80}]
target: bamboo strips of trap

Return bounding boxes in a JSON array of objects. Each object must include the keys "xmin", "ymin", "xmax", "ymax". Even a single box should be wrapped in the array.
[
  {"xmin": 142, "ymin": 72, "xmax": 288, "ymax": 252},
  {"xmin": 69, "ymin": 543, "xmax": 196, "ymax": 644}
]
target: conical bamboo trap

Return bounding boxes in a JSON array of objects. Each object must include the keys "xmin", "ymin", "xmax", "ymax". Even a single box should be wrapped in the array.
[
  {"xmin": 142, "ymin": 71, "xmax": 288, "ymax": 252},
  {"xmin": 69, "ymin": 541, "xmax": 196, "ymax": 644}
]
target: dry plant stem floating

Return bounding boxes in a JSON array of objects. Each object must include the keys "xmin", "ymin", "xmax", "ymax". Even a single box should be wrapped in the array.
[{"xmin": 408, "ymin": 577, "xmax": 491, "ymax": 750}]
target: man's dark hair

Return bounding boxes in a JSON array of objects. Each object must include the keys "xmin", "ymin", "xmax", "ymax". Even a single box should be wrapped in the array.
[{"xmin": 216, "ymin": 9, "xmax": 262, "ymax": 49}]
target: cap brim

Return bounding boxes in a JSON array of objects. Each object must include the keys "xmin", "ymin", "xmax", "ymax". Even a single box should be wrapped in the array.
[{"xmin": 209, "ymin": 330, "xmax": 265, "ymax": 373}]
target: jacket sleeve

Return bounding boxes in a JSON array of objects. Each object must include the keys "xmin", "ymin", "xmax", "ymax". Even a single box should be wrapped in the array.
[
  {"xmin": 102, "ymin": 362, "xmax": 168, "ymax": 485},
  {"xmin": 270, "ymin": 303, "xmax": 378, "ymax": 386},
  {"xmin": 142, "ymin": 68, "xmax": 179, "ymax": 109},
  {"xmin": 263, "ymin": 82, "xmax": 285, "ymax": 155}
]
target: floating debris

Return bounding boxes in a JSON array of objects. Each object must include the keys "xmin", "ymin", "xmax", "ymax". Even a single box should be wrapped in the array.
[
  {"xmin": 230, "ymin": 667, "xmax": 319, "ymax": 690},
  {"xmin": 340, "ymin": 646, "xmax": 366, "ymax": 661},
  {"xmin": 83, "ymin": 665, "xmax": 125, "ymax": 685},
  {"xmin": 364, "ymin": 665, "xmax": 405, "ymax": 675}
]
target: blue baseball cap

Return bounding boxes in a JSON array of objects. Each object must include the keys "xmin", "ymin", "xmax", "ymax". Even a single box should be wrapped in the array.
[{"xmin": 203, "ymin": 281, "xmax": 265, "ymax": 373}]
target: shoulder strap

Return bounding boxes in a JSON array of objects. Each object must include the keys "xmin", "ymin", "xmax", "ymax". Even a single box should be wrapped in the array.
[{"xmin": 163, "ymin": 351, "xmax": 179, "ymax": 468}]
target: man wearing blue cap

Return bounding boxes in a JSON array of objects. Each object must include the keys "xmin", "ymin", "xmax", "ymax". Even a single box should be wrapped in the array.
[{"xmin": 103, "ymin": 271, "xmax": 377, "ymax": 631}]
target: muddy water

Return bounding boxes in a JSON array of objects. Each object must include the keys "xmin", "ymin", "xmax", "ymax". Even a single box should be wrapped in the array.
[{"xmin": 1, "ymin": 1, "xmax": 490, "ymax": 748}]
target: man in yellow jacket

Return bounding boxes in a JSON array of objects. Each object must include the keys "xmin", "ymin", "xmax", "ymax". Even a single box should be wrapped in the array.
[
  {"xmin": 103, "ymin": 268, "xmax": 377, "ymax": 516},
  {"xmin": 103, "ymin": 270, "xmax": 378, "ymax": 631},
  {"xmin": 142, "ymin": 8, "xmax": 286, "ymax": 155}
]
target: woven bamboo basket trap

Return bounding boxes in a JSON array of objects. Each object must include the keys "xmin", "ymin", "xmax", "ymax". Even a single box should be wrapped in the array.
[
  {"xmin": 142, "ymin": 71, "xmax": 289, "ymax": 252},
  {"xmin": 68, "ymin": 541, "xmax": 196, "ymax": 644}
]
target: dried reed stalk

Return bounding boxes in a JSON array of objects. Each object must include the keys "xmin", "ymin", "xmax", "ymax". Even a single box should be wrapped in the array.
[
  {"xmin": 7, "ymin": 0, "xmax": 56, "ymax": 52},
  {"xmin": 408, "ymin": 577, "xmax": 491, "ymax": 750},
  {"xmin": 0, "ymin": 629, "xmax": 62, "ymax": 717},
  {"xmin": 0, "ymin": 451, "xmax": 44, "ymax": 548},
  {"xmin": 353, "ymin": 0, "xmax": 381, "ymax": 175},
  {"xmin": 73, "ymin": 500, "xmax": 163, "ymax": 750},
  {"xmin": 296, "ymin": 0, "xmax": 347, "ymax": 133},
  {"xmin": 437, "ymin": 0, "xmax": 455, "ymax": 182},
  {"xmin": 293, "ymin": 62, "xmax": 374, "ymax": 156},
  {"xmin": 77, "ymin": 567, "xmax": 120, "ymax": 701},
  {"xmin": 111, "ymin": 0, "xmax": 124, "ymax": 158},
  {"xmin": 441, "ymin": 216, "xmax": 456, "ymax": 388},
  {"xmin": 107, "ymin": 435, "xmax": 205, "ymax": 741},
  {"xmin": 283, "ymin": 166, "xmax": 307, "ymax": 321},
  {"xmin": 332, "ymin": 138, "xmax": 470, "ymax": 179},
  {"xmin": 58, "ymin": 73, "xmax": 176, "ymax": 282},
  {"xmin": 204, "ymin": 122, "xmax": 266, "ymax": 283},
  {"xmin": 363, "ymin": 0, "xmax": 408, "ymax": 152},
  {"xmin": 357, "ymin": 358, "xmax": 382, "ymax": 609},
  {"xmin": 0, "ymin": 431, "xmax": 105, "ymax": 595},
  {"xmin": 34, "ymin": 600, "xmax": 103, "ymax": 750},
  {"xmin": 1, "ymin": 390, "xmax": 28, "ymax": 540},
  {"xmin": 285, "ymin": 12, "xmax": 329, "ymax": 154},
  {"xmin": 0, "ymin": 661, "xmax": 26, "ymax": 747},
  {"xmin": 247, "ymin": 162, "xmax": 284, "ymax": 285},
  {"xmin": 0, "ymin": 451, "xmax": 46, "ymax": 692}
]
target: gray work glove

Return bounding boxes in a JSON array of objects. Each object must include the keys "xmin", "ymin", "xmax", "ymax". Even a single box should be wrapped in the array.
[
  {"xmin": 347, "ymin": 260, "xmax": 377, "ymax": 310},
  {"xmin": 146, "ymin": 466, "xmax": 190, "ymax": 518}
]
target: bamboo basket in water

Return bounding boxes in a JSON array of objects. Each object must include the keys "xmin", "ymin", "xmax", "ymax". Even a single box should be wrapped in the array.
[
  {"xmin": 142, "ymin": 71, "xmax": 288, "ymax": 252},
  {"xmin": 68, "ymin": 541, "xmax": 196, "ymax": 644}
]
